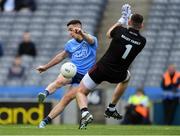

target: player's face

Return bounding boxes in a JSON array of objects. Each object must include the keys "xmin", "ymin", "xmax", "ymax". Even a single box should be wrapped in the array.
[{"xmin": 67, "ymin": 24, "xmax": 82, "ymax": 39}]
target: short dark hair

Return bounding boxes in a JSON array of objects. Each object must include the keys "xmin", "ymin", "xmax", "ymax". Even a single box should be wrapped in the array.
[
  {"xmin": 67, "ymin": 19, "xmax": 82, "ymax": 26},
  {"xmin": 130, "ymin": 14, "xmax": 143, "ymax": 29}
]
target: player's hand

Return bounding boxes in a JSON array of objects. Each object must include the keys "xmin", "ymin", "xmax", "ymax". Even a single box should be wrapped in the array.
[
  {"xmin": 73, "ymin": 27, "xmax": 83, "ymax": 35},
  {"xmin": 118, "ymin": 4, "xmax": 131, "ymax": 25},
  {"xmin": 121, "ymin": 4, "xmax": 131, "ymax": 18},
  {"xmin": 36, "ymin": 65, "xmax": 48, "ymax": 73}
]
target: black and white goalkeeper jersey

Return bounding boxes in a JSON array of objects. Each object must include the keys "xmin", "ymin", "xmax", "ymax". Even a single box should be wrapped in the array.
[
  {"xmin": 88, "ymin": 26, "xmax": 146, "ymax": 84},
  {"xmin": 98, "ymin": 26, "xmax": 146, "ymax": 73}
]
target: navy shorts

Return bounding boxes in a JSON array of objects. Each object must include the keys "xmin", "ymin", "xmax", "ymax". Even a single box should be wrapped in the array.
[{"xmin": 71, "ymin": 72, "xmax": 85, "ymax": 84}]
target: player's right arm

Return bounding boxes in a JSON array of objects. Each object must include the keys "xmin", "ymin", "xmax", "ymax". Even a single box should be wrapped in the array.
[
  {"xmin": 36, "ymin": 50, "xmax": 68, "ymax": 73},
  {"xmin": 106, "ymin": 23, "xmax": 122, "ymax": 39}
]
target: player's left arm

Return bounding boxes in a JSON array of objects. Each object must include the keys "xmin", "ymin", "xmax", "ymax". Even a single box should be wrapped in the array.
[{"xmin": 74, "ymin": 27, "xmax": 95, "ymax": 45}]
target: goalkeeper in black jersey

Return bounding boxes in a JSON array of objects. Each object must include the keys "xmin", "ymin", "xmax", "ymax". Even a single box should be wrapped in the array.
[{"xmin": 75, "ymin": 4, "xmax": 146, "ymax": 129}]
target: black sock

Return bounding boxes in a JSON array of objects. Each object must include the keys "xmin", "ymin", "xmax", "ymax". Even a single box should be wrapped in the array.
[
  {"xmin": 109, "ymin": 103, "xmax": 116, "ymax": 108},
  {"xmin": 44, "ymin": 90, "xmax": 49, "ymax": 97},
  {"xmin": 108, "ymin": 103, "xmax": 116, "ymax": 112},
  {"xmin": 43, "ymin": 116, "xmax": 52, "ymax": 124},
  {"xmin": 80, "ymin": 107, "xmax": 88, "ymax": 114}
]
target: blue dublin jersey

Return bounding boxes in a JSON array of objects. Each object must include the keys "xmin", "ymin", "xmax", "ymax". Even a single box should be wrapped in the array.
[{"xmin": 64, "ymin": 36, "xmax": 98, "ymax": 75}]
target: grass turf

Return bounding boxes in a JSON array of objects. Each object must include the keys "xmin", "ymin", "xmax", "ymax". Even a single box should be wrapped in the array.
[{"xmin": 0, "ymin": 125, "xmax": 180, "ymax": 135}]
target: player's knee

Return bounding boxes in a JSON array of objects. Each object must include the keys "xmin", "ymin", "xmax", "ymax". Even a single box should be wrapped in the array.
[
  {"xmin": 77, "ymin": 86, "xmax": 89, "ymax": 95},
  {"xmin": 63, "ymin": 94, "xmax": 74, "ymax": 102},
  {"xmin": 55, "ymin": 80, "xmax": 65, "ymax": 87},
  {"xmin": 77, "ymin": 86, "xmax": 83, "ymax": 93}
]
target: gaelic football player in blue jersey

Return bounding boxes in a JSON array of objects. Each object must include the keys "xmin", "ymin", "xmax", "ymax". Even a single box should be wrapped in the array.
[{"xmin": 36, "ymin": 20, "xmax": 98, "ymax": 128}]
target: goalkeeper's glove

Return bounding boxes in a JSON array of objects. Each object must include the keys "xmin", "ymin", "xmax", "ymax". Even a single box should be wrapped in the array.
[
  {"xmin": 118, "ymin": 4, "xmax": 132, "ymax": 25},
  {"xmin": 122, "ymin": 4, "xmax": 131, "ymax": 18}
]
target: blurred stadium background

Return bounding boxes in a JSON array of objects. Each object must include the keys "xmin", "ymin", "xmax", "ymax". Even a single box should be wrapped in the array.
[{"xmin": 0, "ymin": 0, "xmax": 180, "ymax": 127}]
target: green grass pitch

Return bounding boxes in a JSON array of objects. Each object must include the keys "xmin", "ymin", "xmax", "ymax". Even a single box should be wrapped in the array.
[{"xmin": 0, "ymin": 125, "xmax": 180, "ymax": 135}]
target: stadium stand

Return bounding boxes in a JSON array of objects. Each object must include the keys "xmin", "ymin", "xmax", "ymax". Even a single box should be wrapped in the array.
[
  {"xmin": 0, "ymin": 0, "xmax": 179, "ymax": 98},
  {"xmin": 0, "ymin": 0, "xmax": 107, "ymax": 99},
  {"xmin": 0, "ymin": 0, "xmax": 107, "ymax": 88},
  {"xmin": 96, "ymin": 0, "xmax": 180, "ymax": 103},
  {"xmin": 129, "ymin": 0, "xmax": 180, "ymax": 88}
]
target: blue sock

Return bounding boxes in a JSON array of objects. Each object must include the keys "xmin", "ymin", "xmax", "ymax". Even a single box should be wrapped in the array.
[
  {"xmin": 44, "ymin": 90, "xmax": 49, "ymax": 97},
  {"xmin": 43, "ymin": 116, "xmax": 52, "ymax": 124}
]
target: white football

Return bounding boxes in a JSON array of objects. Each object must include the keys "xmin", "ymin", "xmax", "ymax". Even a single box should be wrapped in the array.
[{"xmin": 60, "ymin": 62, "xmax": 77, "ymax": 78}]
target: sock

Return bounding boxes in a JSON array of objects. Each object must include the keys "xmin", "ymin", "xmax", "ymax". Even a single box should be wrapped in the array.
[
  {"xmin": 80, "ymin": 107, "xmax": 89, "ymax": 118},
  {"xmin": 44, "ymin": 90, "xmax": 49, "ymax": 97},
  {"xmin": 108, "ymin": 103, "xmax": 116, "ymax": 112},
  {"xmin": 80, "ymin": 107, "xmax": 88, "ymax": 113},
  {"xmin": 43, "ymin": 116, "xmax": 52, "ymax": 124}
]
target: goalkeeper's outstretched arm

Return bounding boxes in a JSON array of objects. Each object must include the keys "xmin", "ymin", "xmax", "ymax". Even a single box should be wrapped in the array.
[
  {"xmin": 106, "ymin": 23, "xmax": 122, "ymax": 39},
  {"xmin": 106, "ymin": 4, "xmax": 132, "ymax": 39}
]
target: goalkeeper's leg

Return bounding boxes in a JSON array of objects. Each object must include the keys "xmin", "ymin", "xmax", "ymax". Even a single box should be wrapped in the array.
[{"xmin": 105, "ymin": 72, "xmax": 130, "ymax": 120}]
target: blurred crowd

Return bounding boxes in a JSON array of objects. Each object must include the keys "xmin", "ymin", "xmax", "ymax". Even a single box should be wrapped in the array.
[
  {"xmin": 161, "ymin": 65, "xmax": 180, "ymax": 125},
  {"xmin": 1, "ymin": 31, "xmax": 37, "ymax": 82},
  {"xmin": 0, "ymin": 0, "xmax": 36, "ymax": 12},
  {"xmin": 0, "ymin": 0, "xmax": 37, "ymax": 81},
  {"xmin": 122, "ymin": 65, "xmax": 180, "ymax": 125},
  {"xmin": 122, "ymin": 88, "xmax": 151, "ymax": 125}
]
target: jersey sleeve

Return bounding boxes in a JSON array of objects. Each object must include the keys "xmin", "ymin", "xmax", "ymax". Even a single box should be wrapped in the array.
[
  {"xmin": 92, "ymin": 36, "xmax": 98, "ymax": 49},
  {"xmin": 64, "ymin": 41, "xmax": 71, "ymax": 53},
  {"xmin": 110, "ymin": 26, "xmax": 124, "ymax": 39},
  {"xmin": 88, "ymin": 35, "xmax": 98, "ymax": 48}
]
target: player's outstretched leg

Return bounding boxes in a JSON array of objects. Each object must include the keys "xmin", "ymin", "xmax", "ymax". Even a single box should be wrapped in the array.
[
  {"xmin": 79, "ymin": 112, "xmax": 93, "ymax": 129},
  {"xmin": 38, "ymin": 120, "xmax": 46, "ymax": 128},
  {"xmin": 104, "ymin": 107, "xmax": 123, "ymax": 120},
  {"xmin": 38, "ymin": 90, "xmax": 49, "ymax": 103}
]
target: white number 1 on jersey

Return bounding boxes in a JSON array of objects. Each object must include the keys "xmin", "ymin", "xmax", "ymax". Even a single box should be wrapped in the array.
[{"xmin": 122, "ymin": 44, "xmax": 132, "ymax": 59}]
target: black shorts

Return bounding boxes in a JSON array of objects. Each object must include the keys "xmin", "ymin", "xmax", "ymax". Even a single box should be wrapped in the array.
[
  {"xmin": 71, "ymin": 72, "xmax": 84, "ymax": 84},
  {"xmin": 88, "ymin": 64, "xmax": 129, "ymax": 84}
]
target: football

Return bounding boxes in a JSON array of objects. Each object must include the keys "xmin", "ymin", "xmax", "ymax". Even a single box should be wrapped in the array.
[{"xmin": 60, "ymin": 62, "xmax": 77, "ymax": 78}]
